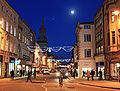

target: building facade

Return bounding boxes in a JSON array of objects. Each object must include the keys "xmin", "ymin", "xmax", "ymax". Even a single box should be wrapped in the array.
[
  {"xmin": 18, "ymin": 19, "xmax": 35, "ymax": 76},
  {"xmin": 94, "ymin": 0, "xmax": 120, "ymax": 80},
  {"xmin": 76, "ymin": 22, "xmax": 95, "ymax": 78},
  {"xmin": 0, "ymin": 0, "xmax": 36, "ymax": 78},
  {"xmin": 0, "ymin": 0, "xmax": 19, "ymax": 78}
]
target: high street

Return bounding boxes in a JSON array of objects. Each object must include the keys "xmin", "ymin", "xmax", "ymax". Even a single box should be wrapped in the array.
[{"xmin": 0, "ymin": 73, "xmax": 119, "ymax": 91}]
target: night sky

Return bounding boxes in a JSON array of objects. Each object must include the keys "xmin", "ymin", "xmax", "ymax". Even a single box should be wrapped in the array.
[{"xmin": 7, "ymin": 0, "xmax": 104, "ymax": 59}]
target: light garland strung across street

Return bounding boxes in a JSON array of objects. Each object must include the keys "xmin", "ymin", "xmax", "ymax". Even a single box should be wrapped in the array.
[
  {"xmin": 48, "ymin": 59, "xmax": 71, "ymax": 63},
  {"xmin": 27, "ymin": 46, "xmax": 74, "ymax": 53}
]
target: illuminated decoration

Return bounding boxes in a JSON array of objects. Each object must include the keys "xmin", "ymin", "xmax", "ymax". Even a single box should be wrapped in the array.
[
  {"xmin": 51, "ymin": 47, "xmax": 62, "ymax": 52},
  {"xmin": 48, "ymin": 59, "xmax": 71, "ymax": 63},
  {"xmin": 62, "ymin": 46, "xmax": 74, "ymax": 52},
  {"xmin": 27, "ymin": 46, "xmax": 73, "ymax": 53}
]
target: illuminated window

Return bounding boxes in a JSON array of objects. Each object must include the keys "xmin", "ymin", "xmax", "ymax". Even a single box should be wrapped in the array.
[
  {"xmin": 14, "ymin": 27, "xmax": 16, "ymax": 36},
  {"xmin": 0, "ymin": 18, "xmax": 4, "ymax": 29},
  {"xmin": 10, "ymin": 25, "xmax": 13, "ymax": 34},
  {"xmin": 19, "ymin": 33, "xmax": 21, "ymax": 40},
  {"xmin": 6, "ymin": 22, "xmax": 9, "ymax": 32},
  {"xmin": 112, "ymin": 12, "xmax": 115, "ymax": 23},
  {"xmin": 112, "ymin": 31, "xmax": 115, "ymax": 44}
]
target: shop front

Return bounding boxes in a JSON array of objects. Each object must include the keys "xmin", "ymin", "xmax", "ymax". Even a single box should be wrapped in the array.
[
  {"xmin": 9, "ymin": 57, "xmax": 15, "ymax": 75},
  {"xmin": 0, "ymin": 55, "xmax": 3, "ymax": 77},
  {"xmin": 96, "ymin": 62, "xmax": 104, "ymax": 78},
  {"xmin": 110, "ymin": 59, "xmax": 120, "ymax": 79}
]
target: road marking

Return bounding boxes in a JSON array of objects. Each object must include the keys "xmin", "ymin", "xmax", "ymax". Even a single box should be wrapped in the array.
[{"xmin": 42, "ymin": 83, "xmax": 47, "ymax": 91}]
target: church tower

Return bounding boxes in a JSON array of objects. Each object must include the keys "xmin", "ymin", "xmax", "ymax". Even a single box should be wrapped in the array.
[{"xmin": 37, "ymin": 18, "xmax": 48, "ymax": 48}]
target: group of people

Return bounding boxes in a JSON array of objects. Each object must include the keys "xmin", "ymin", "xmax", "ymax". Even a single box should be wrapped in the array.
[
  {"xmin": 10, "ymin": 69, "xmax": 36, "ymax": 82},
  {"xmin": 82, "ymin": 69, "xmax": 103, "ymax": 80}
]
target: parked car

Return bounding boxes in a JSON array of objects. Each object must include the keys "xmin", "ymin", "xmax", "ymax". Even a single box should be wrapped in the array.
[{"xmin": 43, "ymin": 69, "xmax": 50, "ymax": 75}]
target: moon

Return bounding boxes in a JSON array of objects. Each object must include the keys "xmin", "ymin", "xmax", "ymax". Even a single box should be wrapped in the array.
[{"xmin": 70, "ymin": 10, "xmax": 75, "ymax": 15}]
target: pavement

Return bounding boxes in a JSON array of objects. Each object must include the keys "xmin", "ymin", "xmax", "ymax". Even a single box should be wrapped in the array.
[{"xmin": 69, "ymin": 77, "xmax": 120, "ymax": 90}]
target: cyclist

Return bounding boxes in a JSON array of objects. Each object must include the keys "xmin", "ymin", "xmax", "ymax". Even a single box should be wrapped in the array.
[{"xmin": 59, "ymin": 71, "xmax": 64, "ymax": 87}]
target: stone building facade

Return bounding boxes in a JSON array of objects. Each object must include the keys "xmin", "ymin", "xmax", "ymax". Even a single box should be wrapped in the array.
[
  {"xmin": 76, "ymin": 22, "xmax": 95, "ymax": 78},
  {"xmin": 94, "ymin": 0, "xmax": 120, "ymax": 80}
]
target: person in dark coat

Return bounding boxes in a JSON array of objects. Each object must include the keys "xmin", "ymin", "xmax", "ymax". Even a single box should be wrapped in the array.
[
  {"xmin": 82, "ymin": 70, "xmax": 86, "ymax": 78},
  {"xmin": 98, "ymin": 69, "xmax": 102, "ymax": 80},
  {"xmin": 91, "ymin": 69, "xmax": 95, "ymax": 80},
  {"xmin": 20, "ymin": 69, "xmax": 22, "ymax": 77},
  {"xmin": 26, "ymin": 70, "xmax": 32, "ymax": 82},
  {"xmin": 33, "ymin": 69, "xmax": 36, "ymax": 79},
  {"xmin": 10, "ymin": 70, "xmax": 14, "ymax": 80}
]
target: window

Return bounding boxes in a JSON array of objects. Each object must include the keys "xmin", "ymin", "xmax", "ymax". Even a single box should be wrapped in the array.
[
  {"xmin": 10, "ymin": 25, "xmax": 13, "ymax": 34},
  {"xmin": 85, "ymin": 49, "xmax": 91, "ymax": 57},
  {"xmin": 112, "ymin": 12, "xmax": 115, "ymax": 23},
  {"xmin": 19, "ymin": 33, "xmax": 21, "ymax": 40},
  {"xmin": 14, "ymin": 27, "xmax": 16, "ymax": 36},
  {"xmin": 112, "ymin": 31, "xmax": 115, "ymax": 44},
  {"xmin": 84, "ymin": 25, "xmax": 91, "ymax": 29},
  {"xmin": 84, "ymin": 34, "xmax": 91, "ymax": 42},
  {"xmin": 22, "ymin": 36, "xmax": 24, "ymax": 42},
  {"xmin": 0, "ymin": 18, "xmax": 4, "ymax": 29},
  {"xmin": 31, "ymin": 36, "xmax": 32, "ymax": 41},
  {"xmin": 6, "ymin": 22, "xmax": 9, "ymax": 32}
]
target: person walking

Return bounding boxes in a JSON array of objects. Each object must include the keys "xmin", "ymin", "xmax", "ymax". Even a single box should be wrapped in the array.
[
  {"xmin": 20, "ymin": 69, "xmax": 22, "ymax": 77},
  {"xmin": 91, "ymin": 69, "xmax": 95, "ymax": 80},
  {"xmin": 33, "ymin": 69, "xmax": 36, "ymax": 79},
  {"xmin": 73, "ymin": 68, "xmax": 76, "ymax": 79},
  {"xmin": 82, "ymin": 70, "xmax": 86, "ymax": 78},
  {"xmin": 86, "ymin": 70, "xmax": 90, "ymax": 80},
  {"xmin": 98, "ymin": 69, "xmax": 102, "ymax": 80},
  {"xmin": 10, "ymin": 69, "xmax": 14, "ymax": 80},
  {"xmin": 26, "ymin": 70, "xmax": 32, "ymax": 82}
]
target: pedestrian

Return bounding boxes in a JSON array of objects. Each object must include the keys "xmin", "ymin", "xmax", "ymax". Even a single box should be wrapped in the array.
[
  {"xmin": 86, "ymin": 70, "xmax": 90, "ymax": 80},
  {"xmin": 90, "ymin": 69, "xmax": 95, "ymax": 80},
  {"xmin": 26, "ymin": 70, "xmax": 32, "ymax": 82},
  {"xmin": 82, "ymin": 70, "xmax": 86, "ymax": 78},
  {"xmin": 98, "ymin": 69, "xmax": 102, "ymax": 80},
  {"xmin": 23, "ymin": 70, "xmax": 25, "ymax": 76},
  {"xmin": 73, "ymin": 68, "xmax": 76, "ymax": 79},
  {"xmin": 10, "ymin": 69, "xmax": 14, "ymax": 80},
  {"xmin": 33, "ymin": 69, "xmax": 36, "ymax": 79},
  {"xmin": 20, "ymin": 69, "xmax": 22, "ymax": 77}
]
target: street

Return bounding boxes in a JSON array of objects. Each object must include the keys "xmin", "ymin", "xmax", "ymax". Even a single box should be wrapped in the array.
[{"xmin": 0, "ymin": 73, "xmax": 119, "ymax": 91}]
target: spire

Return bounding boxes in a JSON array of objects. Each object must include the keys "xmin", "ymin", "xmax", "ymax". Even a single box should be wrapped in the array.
[{"xmin": 37, "ymin": 17, "xmax": 48, "ymax": 48}]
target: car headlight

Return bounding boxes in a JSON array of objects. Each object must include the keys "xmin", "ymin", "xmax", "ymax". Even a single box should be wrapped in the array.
[
  {"xmin": 65, "ymin": 73, "xmax": 69, "ymax": 76},
  {"xmin": 56, "ymin": 72, "xmax": 60, "ymax": 76}
]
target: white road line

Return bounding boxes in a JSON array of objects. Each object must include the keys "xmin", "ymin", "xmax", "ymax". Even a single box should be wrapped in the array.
[{"xmin": 42, "ymin": 83, "xmax": 47, "ymax": 91}]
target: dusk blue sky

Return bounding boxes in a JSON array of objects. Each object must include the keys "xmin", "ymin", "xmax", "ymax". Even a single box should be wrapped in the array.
[{"xmin": 7, "ymin": 0, "xmax": 104, "ymax": 59}]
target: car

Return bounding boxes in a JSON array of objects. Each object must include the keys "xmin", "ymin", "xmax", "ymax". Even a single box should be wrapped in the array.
[{"xmin": 43, "ymin": 69, "xmax": 50, "ymax": 75}]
